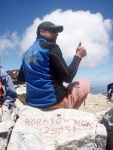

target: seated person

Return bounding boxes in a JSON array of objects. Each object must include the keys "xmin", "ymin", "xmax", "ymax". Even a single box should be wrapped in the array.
[
  {"xmin": 18, "ymin": 21, "xmax": 90, "ymax": 109},
  {"xmin": 0, "ymin": 66, "xmax": 17, "ymax": 115},
  {"xmin": 107, "ymin": 83, "xmax": 113, "ymax": 99}
]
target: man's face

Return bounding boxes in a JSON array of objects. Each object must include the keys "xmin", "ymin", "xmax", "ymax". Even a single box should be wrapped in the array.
[{"xmin": 40, "ymin": 28, "xmax": 59, "ymax": 43}]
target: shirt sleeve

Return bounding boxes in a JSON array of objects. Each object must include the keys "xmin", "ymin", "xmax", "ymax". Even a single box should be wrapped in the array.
[
  {"xmin": 49, "ymin": 46, "xmax": 81, "ymax": 83},
  {"xmin": 2, "ymin": 73, "xmax": 17, "ymax": 107}
]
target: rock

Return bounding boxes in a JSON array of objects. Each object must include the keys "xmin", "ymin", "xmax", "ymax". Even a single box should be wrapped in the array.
[
  {"xmin": 102, "ymin": 108, "xmax": 113, "ymax": 150},
  {"xmin": 11, "ymin": 98, "xmax": 25, "ymax": 122},
  {"xmin": 7, "ymin": 87, "xmax": 113, "ymax": 149},
  {"xmin": 16, "ymin": 86, "xmax": 26, "ymax": 105},
  {"xmin": 79, "ymin": 93, "xmax": 113, "ymax": 121},
  {"xmin": 7, "ymin": 106, "xmax": 107, "ymax": 150},
  {"xmin": 0, "ymin": 109, "xmax": 2, "ymax": 122},
  {"xmin": 0, "ymin": 112, "xmax": 15, "ymax": 150}
]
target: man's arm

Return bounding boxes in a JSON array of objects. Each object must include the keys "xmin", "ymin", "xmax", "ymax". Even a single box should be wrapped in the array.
[
  {"xmin": 49, "ymin": 42, "xmax": 86, "ymax": 83},
  {"xmin": 50, "ymin": 47, "xmax": 81, "ymax": 83},
  {"xmin": 2, "ymin": 74, "xmax": 17, "ymax": 106}
]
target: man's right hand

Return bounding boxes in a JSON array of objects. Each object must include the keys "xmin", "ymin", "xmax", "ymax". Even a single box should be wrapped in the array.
[{"xmin": 76, "ymin": 42, "xmax": 87, "ymax": 58}]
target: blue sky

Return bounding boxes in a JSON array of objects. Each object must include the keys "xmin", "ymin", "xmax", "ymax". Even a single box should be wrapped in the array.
[{"xmin": 0, "ymin": 0, "xmax": 113, "ymax": 87}]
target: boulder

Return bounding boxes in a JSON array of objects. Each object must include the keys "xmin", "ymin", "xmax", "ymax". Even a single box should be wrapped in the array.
[
  {"xmin": 0, "ymin": 112, "xmax": 15, "ymax": 150},
  {"xmin": 102, "ymin": 108, "xmax": 113, "ymax": 150},
  {"xmin": 7, "ymin": 106, "xmax": 107, "ymax": 150},
  {"xmin": 16, "ymin": 86, "xmax": 26, "ymax": 105}
]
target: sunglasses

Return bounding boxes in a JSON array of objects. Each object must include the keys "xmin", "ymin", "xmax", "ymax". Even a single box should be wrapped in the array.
[{"xmin": 44, "ymin": 28, "xmax": 58, "ymax": 33}]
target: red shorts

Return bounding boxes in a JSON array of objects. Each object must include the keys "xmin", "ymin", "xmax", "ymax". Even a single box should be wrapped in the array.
[{"xmin": 46, "ymin": 79, "xmax": 90, "ymax": 109}]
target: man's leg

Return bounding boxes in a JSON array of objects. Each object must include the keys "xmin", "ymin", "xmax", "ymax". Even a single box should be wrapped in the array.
[
  {"xmin": 46, "ymin": 79, "xmax": 90, "ymax": 109},
  {"xmin": 66, "ymin": 78, "xmax": 90, "ymax": 109}
]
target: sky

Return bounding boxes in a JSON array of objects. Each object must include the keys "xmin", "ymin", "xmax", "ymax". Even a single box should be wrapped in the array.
[{"xmin": 0, "ymin": 0, "xmax": 113, "ymax": 88}]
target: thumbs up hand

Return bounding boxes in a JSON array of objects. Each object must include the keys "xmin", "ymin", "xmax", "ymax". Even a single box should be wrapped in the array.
[{"xmin": 76, "ymin": 42, "xmax": 87, "ymax": 58}]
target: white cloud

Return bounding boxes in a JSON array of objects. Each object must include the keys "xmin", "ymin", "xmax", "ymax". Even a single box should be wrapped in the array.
[
  {"xmin": 0, "ymin": 32, "xmax": 19, "ymax": 55},
  {"xmin": 0, "ymin": 9, "xmax": 113, "ymax": 68},
  {"xmin": 19, "ymin": 18, "xmax": 42, "ymax": 53}
]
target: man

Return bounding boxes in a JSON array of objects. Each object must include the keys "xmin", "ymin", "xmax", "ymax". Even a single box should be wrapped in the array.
[
  {"xmin": 107, "ymin": 83, "xmax": 113, "ymax": 99},
  {"xmin": 0, "ymin": 66, "xmax": 17, "ymax": 115},
  {"xmin": 18, "ymin": 21, "xmax": 90, "ymax": 109}
]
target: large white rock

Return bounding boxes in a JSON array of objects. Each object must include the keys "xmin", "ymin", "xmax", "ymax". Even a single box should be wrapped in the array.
[{"xmin": 7, "ymin": 106, "xmax": 107, "ymax": 150}]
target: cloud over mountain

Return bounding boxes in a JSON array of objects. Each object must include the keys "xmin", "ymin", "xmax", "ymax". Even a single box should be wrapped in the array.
[{"xmin": 0, "ymin": 9, "xmax": 113, "ymax": 68}]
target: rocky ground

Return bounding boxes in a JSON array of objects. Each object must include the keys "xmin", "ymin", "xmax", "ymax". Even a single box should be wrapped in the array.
[{"xmin": 79, "ymin": 93, "xmax": 113, "ymax": 120}]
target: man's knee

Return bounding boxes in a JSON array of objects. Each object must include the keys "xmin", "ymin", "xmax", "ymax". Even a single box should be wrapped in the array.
[{"xmin": 79, "ymin": 78, "xmax": 90, "ymax": 93}]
